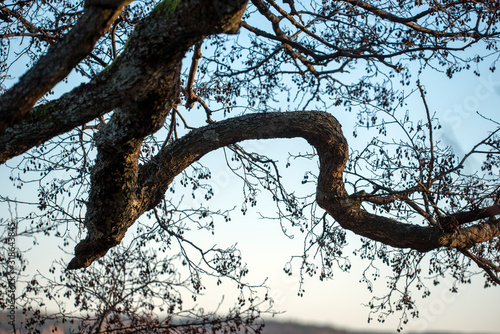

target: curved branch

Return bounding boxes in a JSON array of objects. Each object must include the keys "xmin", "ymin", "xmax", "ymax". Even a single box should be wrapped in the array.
[
  {"xmin": 69, "ymin": 111, "xmax": 500, "ymax": 269},
  {"xmin": 460, "ymin": 248, "xmax": 500, "ymax": 285}
]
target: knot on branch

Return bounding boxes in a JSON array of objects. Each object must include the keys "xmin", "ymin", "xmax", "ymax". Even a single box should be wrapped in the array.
[{"xmin": 67, "ymin": 235, "xmax": 120, "ymax": 269}]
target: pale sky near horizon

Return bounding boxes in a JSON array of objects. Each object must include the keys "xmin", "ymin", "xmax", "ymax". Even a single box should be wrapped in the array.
[{"xmin": 2, "ymin": 9, "xmax": 500, "ymax": 333}]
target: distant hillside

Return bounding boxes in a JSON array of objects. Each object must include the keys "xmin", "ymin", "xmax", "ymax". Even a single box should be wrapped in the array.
[
  {"xmin": 0, "ymin": 320, "xmax": 373, "ymax": 334},
  {"xmin": 261, "ymin": 321, "xmax": 362, "ymax": 334},
  {"xmin": 0, "ymin": 313, "xmax": 487, "ymax": 334},
  {"xmin": 0, "ymin": 314, "xmax": 369, "ymax": 334},
  {"xmin": 260, "ymin": 321, "xmax": 490, "ymax": 334}
]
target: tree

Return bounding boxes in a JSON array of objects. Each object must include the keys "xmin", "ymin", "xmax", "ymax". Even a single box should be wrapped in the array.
[{"xmin": 1, "ymin": 0, "xmax": 499, "ymax": 332}]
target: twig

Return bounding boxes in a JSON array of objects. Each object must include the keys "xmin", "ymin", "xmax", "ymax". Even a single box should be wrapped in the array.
[
  {"xmin": 460, "ymin": 248, "xmax": 500, "ymax": 285},
  {"xmin": 185, "ymin": 41, "xmax": 203, "ymax": 109}
]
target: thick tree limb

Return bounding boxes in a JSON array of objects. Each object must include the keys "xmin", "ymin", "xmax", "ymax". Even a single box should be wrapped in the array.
[
  {"xmin": 0, "ymin": 0, "xmax": 132, "ymax": 134},
  {"xmin": 66, "ymin": 0, "xmax": 249, "ymax": 269},
  {"xmin": 0, "ymin": 0, "xmax": 247, "ymax": 164},
  {"xmin": 3, "ymin": 0, "xmax": 497, "ymax": 272},
  {"xmin": 439, "ymin": 205, "xmax": 500, "ymax": 231},
  {"xmin": 69, "ymin": 111, "xmax": 500, "ymax": 269}
]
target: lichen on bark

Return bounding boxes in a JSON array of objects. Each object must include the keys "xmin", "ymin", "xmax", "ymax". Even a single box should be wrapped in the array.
[{"xmin": 153, "ymin": 0, "xmax": 183, "ymax": 17}]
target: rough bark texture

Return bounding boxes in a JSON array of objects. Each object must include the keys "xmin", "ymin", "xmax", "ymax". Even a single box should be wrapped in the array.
[
  {"xmin": 66, "ymin": 0, "xmax": 249, "ymax": 269},
  {"xmin": 0, "ymin": 0, "xmax": 132, "ymax": 134},
  {"xmin": 69, "ymin": 111, "xmax": 500, "ymax": 268},
  {"xmin": 0, "ymin": 0, "xmax": 247, "ymax": 164}
]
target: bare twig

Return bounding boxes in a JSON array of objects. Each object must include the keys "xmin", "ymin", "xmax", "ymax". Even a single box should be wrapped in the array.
[{"xmin": 460, "ymin": 248, "xmax": 500, "ymax": 285}]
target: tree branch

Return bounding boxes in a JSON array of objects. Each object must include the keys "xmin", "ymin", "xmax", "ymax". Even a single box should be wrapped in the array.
[
  {"xmin": 67, "ymin": 0, "xmax": 249, "ymax": 269},
  {"xmin": 460, "ymin": 248, "xmax": 500, "ymax": 285},
  {"xmin": 69, "ymin": 111, "xmax": 500, "ymax": 269},
  {"xmin": 0, "ymin": 0, "xmax": 248, "ymax": 164},
  {"xmin": 0, "ymin": 0, "xmax": 132, "ymax": 134},
  {"xmin": 344, "ymin": 0, "xmax": 486, "ymax": 39}
]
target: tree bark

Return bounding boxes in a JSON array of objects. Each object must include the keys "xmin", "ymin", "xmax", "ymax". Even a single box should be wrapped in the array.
[
  {"xmin": 0, "ymin": 0, "xmax": 133, "ymax": 134},
  {"xmin": 66, "ymin": 0, "xmax": 249, "ymax": 269},
  {"xmin": 69, "ymin": 111, "xmax": 500, "ymax": 269},
  {"xmin": 0, "ymin": 0, "xmax": 247, "ymax": 164}
]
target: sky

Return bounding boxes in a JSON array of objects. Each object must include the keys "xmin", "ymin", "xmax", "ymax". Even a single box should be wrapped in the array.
[{"xmin": 2, "ymin": 5, "xmax": 500, "ymax": 334}]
